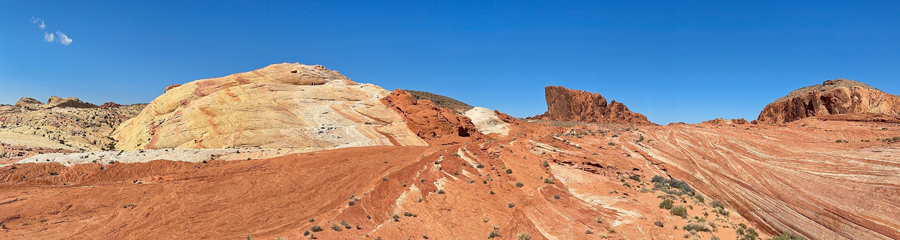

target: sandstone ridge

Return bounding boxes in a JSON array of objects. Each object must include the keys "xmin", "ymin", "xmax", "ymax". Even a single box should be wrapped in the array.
[
  {"xmin": 530, "ymin": 86, "xmax": 653, "ymax": 124},
  {"xmin": 757, "ymin": 79, "xmax": 900, "ymax": 124}
]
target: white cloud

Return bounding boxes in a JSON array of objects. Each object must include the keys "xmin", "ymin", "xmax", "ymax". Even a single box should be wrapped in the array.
[
  {"xmin": 29, "ymin": 17, "xmax": 45, "ymax": 29},
  {"xmin": 56, "ymin": 31, "xmax": 72, "ymax": 45},
  {"xmin": 30, "ymin": 17, "xmax": 74, "ymax": 45}
]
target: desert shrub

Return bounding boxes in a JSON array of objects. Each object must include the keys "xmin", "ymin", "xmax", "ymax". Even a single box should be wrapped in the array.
[
  {"xmin": 659, "ymin": 199, "xmax": 674, "ymax": 209},
  {"xmin": 310, "ymin": 225, "xmax": 323, "ymax": 232},
  {"xmin": 651, "ymin": 175, "xmax": 665, "ymax": 183},
  {"xmin": 682, "ymin": 222, "xmax": 712, "ymax": 232},
  {"xmin": 331, "ymin": 223, "xmax": 342, "ymax": 231},
  {"xmin": 670, "ymin": 206, "xmax": 688, "ymax": 218},
  {"xmin": 629, "ymin": 174, "xmax": 641, "ymax": 182},
  {"xmin": 348, "ymin": 200, "xmax": 355, "ymax": 206},
  {"xmin": 543, "ymin": 178, "xmax": 554, "ymax": 184},
  {"xmin": 516, "ymin": 182, "xmax": 524, "ymax": 188},
  {"xmin": 488, "ymin": 231, "xmax": 500, "ymax": 239},
  {"xmin": 695, "ymin": 195, "xmax": 704, "ymax": 203},
  {"xmin": 404, "ymin": 212, "xmax": 414, "ymax": 217},
  {"xmin": 711, "ymin": 236, "xmax": 720, "ymax": 240},
  {"xmin": 653, "ymin": 220, "xmax": 664, "ymax": 228},
  {"xmin": 341, "ymin": 220, "xmax": 351, "ymax": 229},
  {"xmin": 595, "ymin": 216, "xmax": 603, "ymax": 223},
  {"xmin": 508, "ymin": 202, "xmax": 515, "ymax": 208},
  {"xmin": 553, "ymin": 194, "xmax": 560, "ymax": 199},
  {"xmin": 517, "ymin": 232, "xmax": 531, "ymax": 240},
  {"xmin": 585, "ymin": 229, "xmax": 593, "ymax": 234},
  {"xmin": 770, "ymin": 233, "xmax": 806, "ymax": 240},
  {"xmin": 607, "ymin": 142, "xmax": 615, "ymax": 146},
  {"xmin": 506, "ymin": 169, "xmax": 513, "ymax": 174},
  {"xmin": 438, "ymin": 189, "xmax": 445, "ymax": 194},
  {"xmin": 392, "ymin": 213, "xmax": 400, "ymax": 222},
  {"xmin": 710, "ymin": 201, "xmax": 725, "ymax": 209}
]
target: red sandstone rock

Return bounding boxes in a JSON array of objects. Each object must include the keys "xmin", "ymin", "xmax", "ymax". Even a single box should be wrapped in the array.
[
  {"xmin": 164, "ymin": 84, "xmax": 182, "ymax": 93},
  {"xmin": 529, "ymin": 86, "xmax": 653, "ymax": 125},
  {"xmin": 756, "ymin": 79, "xmax": 900, "ymax": 124},
  {"xmin": 381, "ymin": 89, "xmax": 483, "ymax": 145},
  {"xmin": 701, "ymin": 118, "xmax": 749, "ymax": 125},
  {"xmin": 99, "ymin": 102, "xmax": 122, "ymax": 108}
]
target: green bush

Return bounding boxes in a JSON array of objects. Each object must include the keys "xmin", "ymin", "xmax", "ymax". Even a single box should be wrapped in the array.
[
  {"xmin": 310, "ymin": 225, "xmax": 323, "ymax": 232},
  {"xmin": 488, "ymin": 231, "xmax": 500, "ymax": 239},
  {"xmin": 710, "ymin": 201, "xmax": 725, "ymax": 209},
  {"xmin": 508, "ymin": 202, "xmax": 515, "ymax": 208},
  {"xmin": 516, "ymin": 182, "xmax": 524, "ymax": 188},
  {"xmin": 682, "ymin": 222, "xmax": 712, "ymax": 232},
  {"xmin": 659, "ymin": 199, "xmax": 674, "ymax": 209},
  {"xmin": 543, "ymin": 178, "xmax": 554, "ymax": 184},
  {"xmin": 629, "ymin": 174, "xmax": 641, "ymax": 182},
  {"xmin": 651, "ymin": 175, "xmax": 665, "ymax": 183},
  {"xmin": 670, "ymin": 206, "xmax": 688, "ymax": 218},
  {"xmin": 517, "ymin": 232, "xmax": 531, "ymax": 240}
]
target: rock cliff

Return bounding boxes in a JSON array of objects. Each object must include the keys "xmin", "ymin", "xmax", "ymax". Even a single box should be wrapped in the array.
[
  {"xmin": 757, "ymin": 79, "xmax": 900, "ymax": 124},
  {"xmin": 530, "ymin": 86, "xmax": 653, "ymax": 124}
]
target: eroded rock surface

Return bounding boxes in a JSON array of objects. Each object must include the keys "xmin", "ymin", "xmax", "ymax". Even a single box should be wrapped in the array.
[
  {"xmin": 464, "ymin": 107, "xmax": 510, "ymax": 135},
  {"xmin": 112, "ymin": 63, "xmax": 427, "ymax": 151},
  {"xmin": 530, "ymin": 86, "xmax": 653, "ymax": 124},
  {"xmin": 757, "ymin": 79, "xmax": 900, "ymax": 124},
  {"xmin": 381, "ymin": 89, "xmax": 483, "ymax": 145}
]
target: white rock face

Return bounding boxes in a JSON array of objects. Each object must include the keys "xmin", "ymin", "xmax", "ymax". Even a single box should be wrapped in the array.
[{"xmin": 464, "ymin": 107, "xmax": 510, "ymax": 135}]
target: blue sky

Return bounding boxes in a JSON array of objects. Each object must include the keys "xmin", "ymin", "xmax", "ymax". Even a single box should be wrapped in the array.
[{"xmin": 1, "ymin": 1, "xmax": 898, "ymax": 124}]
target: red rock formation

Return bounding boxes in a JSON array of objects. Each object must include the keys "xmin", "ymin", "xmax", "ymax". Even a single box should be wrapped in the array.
[
  {"xmin": 164, "ymin": 84, "xmax": 182, "ymax": 93},
  {"xmin": 381, "ymin": 89, "xmax": 483, "ymax": 145},
  {"xmin": 757, "ymin": 79, "xmax": 900, "ymax": 124},
  {"xmin": 530, "ymin": 86, "xmax": 653, "ymax": 124},
  {"xmin": 99, "ymin": 102, "xmax": 122, "ymax": 108},
  {"xmin": 701, "ymin": 118, "xmax": 749, "ymax": 125}
]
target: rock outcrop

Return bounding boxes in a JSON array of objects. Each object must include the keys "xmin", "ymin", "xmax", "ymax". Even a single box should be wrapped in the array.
[
  {"xmin": 14, "ymin": 97, "xmax": 42, "ymax": 110},
  {"xmin": 757, "ymin": 79, "xmax": 900, "ymax": 124},
  {"xmin": 464, "ymin": 107, "xmax": 510, "ymax": 135},
  {"xmin": 701, "ymin": 118, "xmax": 749, "ymax": 125},
  {"xmin": 530, "ymin": 86, "xmax": 653, "ymax": 124},
  {"xmin": 43, "ymin": 96, "xmax": 97, "ymax": 109},
  {"xmin": 112, "ymin": 63, "xmax": 427, "ymax": 151},
  {"xmin": 381, "ymin": 89, "xmax": 483, "ymax": 145}
]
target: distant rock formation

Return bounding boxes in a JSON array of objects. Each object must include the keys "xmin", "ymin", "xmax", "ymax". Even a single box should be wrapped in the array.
[
  {"xmin": 529, "ymin": 86, "xmax": 653, "ymax": 124},
  {"xmin": 44, "ymin": 96, "xmax": 97, "ymax": 109},
  {"xmin": 14, "ymin": 96, "xmax": 97, "ymax": 110},
  {"xmin": 113, "ymin": 63, "xmax": 427, "ymax": 151},
  {"xmin": 99, "ymin": 102, "xmax": 122, "ymax": 108},
  {"xmin": 14, "ymin": 97, "xmax": 42, "ymax": 110},
  {"xmin": 756, "ymin": 79, "xmax": 900, "ymax": 124},
  {"xmin": 381, "ymin": 89, "xmax": 483, "ymax": 145},
  {"xmin": 702, "ymin": 118, "xmax": 749, "ymax": 125}
]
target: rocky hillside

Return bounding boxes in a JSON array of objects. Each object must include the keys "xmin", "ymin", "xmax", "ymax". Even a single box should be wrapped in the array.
[
  {"xmin": 112, "ymin": 63, "xmax": 428, "ymax": 151},
  {"xmin": 757, "ymin": 79, "xmax": 900, "ymax": 124},
  {"xmin": 404, "ymin": 90, "xmax": 474, "ymax": 114},
  {"xmin": 530, "ymin": 86, "xmax": 653, "ymax": 125},
  {"xmin": 0, "ymin": 99, "xmax": 144, "ymax": 163}
]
